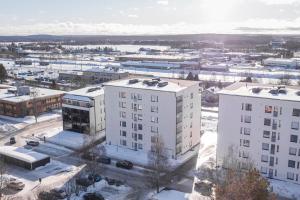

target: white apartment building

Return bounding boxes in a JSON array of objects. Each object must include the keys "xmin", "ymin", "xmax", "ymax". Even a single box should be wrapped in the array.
[
  {"xmin": 104, "ymin": 78, "xmax": 201, "ymax": 159},
  {"xmin": 217, "ymin": 82, "xmax": 300, "ymax": 184},
  {"xmin": 62, "ymin": 86, "xmax": 105, "ymax": 135}
]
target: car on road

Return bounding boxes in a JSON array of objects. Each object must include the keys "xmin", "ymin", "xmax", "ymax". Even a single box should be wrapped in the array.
[
  {"xmin": 76, "ymin": 178, "xmax": 93, "ymax": 187},
  {"xmin": 7, "ymin": 181, "xmax": 25, "ymax": 190},
  {"xmin": 81, "ymin": 152, "xmax": 98, "ymax": 161},
  {"xmin": 116, "ymin": 160, "xmax": 133, "ymax": 169},
  {"xmin": 104, "ymin": 177, "xmax": 116, "ymax": 185},
  {"xmin": 10, "ymin": 137, "xmax": 16, "ymax": 144},
  {"xmin": 83, "ymin": 192, "xmax": 104, "ymax": 200},
  {"xmin": 50, "ymin": 188, "xmax": 67, "ymax": 199},
  {"xmin": 26, "ymin": 140, "xmax": 39, "ymax": 146},
  {"xmin": 96, "ymin": 156, "xmax": 111, "ymax": 164}
]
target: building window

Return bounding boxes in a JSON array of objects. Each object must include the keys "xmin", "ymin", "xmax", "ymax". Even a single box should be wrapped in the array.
[
  {"xmin": 151, "ymin": 106, "xmax": 158, "ymax": 113},
  {"xmin": 289, "ymin": 147, "xmax": 297, "ymax": 156},
  {"xmin": 120, "ymin": 130, "xmax": 126, "ymax": 137},
  {"xmin": 288, "ymin": 160, "xmax": 296, "ymax": 168},
  {"xmin": 287, "ymin": 172, "xmax": 295, "ymax": 180},
  {"xmin": 242, "ymin": 151, "xmax": 249, "ymax": 158},
  {"xmin": 262, "ymin": 143, "xmax": 269, "ymax": 151},
  {"xmin": 245, "ymin": 103, "xmax": 252, "ymax": 111},
  {"xmin": 138, "ymin": 143, "xmax": 143, "ymax": 150},
  {"xmin": 263, "ymin": 130, "xmax": 270, "ymax": 138},
  {"xmin": 290, "ymin": 135, "xmax": 298, "ymax": 143},
  {"xmin": 292, "ymin": 109, "xmax": 300, "ymax": 117},
  {"xmin": 291, "ymin": 121, "xmax": 299, "ymax": 130},
  {"xmin": 119, "ymin": 92, "xmax": 126, "ymax": 98},
  {"xmin": 265, "ymin": 106, "xmax": 272, "ymax": 113},
  {"xmin": 244, "ymin": 116, "xmax": 251, "ymax": 123},
  {"xmin": 119, "ymin": 102, "xmax": 126, "ymax": 108},
  {"xmin": 138, "ymin": 114, "xmax": 143, "ymax": 121},
  {"xmin": 151, "ymin": 136, "xmax": 158, "ymax": 143},
  {"xmin": 190, "ymin": 112, "xmax": 193, "ymax": 119},
  {"xmin": 151, "ymin": 126, "xmax": 158, "ymax": 133},
  {"xmin": 138, "ymin": 124, "xmax": 143, "ymax": 130},
  {"xmin": 261, "ymin": 167, "xmax": 268, "ymax": 174},
  {"xmin": 151, "ymin": 95, "xmax": 158, "ymax": 102},
  {"xmin": 264, "ymin": 118, "xmax": 271, "ymax": 126},
  {"xmin": 261, "ymin": 155, "xmax": 268, "ymax": 162},
  {"xmin": 190, "ymin": 93, "xmax": 194, "ymax": 99},
  {"xmin": 120, "ymin": 121, "xmax": 126, "ymax": 127},
  {"xmin": 151, "ymin": 116, "xmax": 158, "ymax": 123},
  {"xmin": 244, "ymin": 128, "xmax": 251, "ymax": 135},
  {"xmin": 120, "ymin": 139, "xmax": 127, "ymax": 146},
  {"xmin": 138, "ymin": 134, "xmax": 143, "ymax": 140},
  {"xmin": 190, "ymin": 103, "xmax": 193, "ymax": 109},
  {"xmin": 243, "ymin": 140, "xmax": 250, "ymax": 147},
  {"xmin": 120, "ymin": 111, "xmax": 126, "ymax": 118}
]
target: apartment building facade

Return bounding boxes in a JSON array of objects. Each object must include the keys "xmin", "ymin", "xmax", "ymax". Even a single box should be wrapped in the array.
[
  {"xmin": 62, "ymin": 86, "xmax": 105, "ymax": 135},
  {"xmin": 104, "ymin": 78, "xmax": 201, "ymax": 159},
  {"xmin": 217, "ymin": 82, "xmax": 300, "ymax": 184}
]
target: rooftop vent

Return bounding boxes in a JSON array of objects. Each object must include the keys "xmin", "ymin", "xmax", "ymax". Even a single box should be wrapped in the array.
[
  {"xmin": 87, "ymin": 87, "xmax": 102, "ymax": 93},
  {"xmin": 143, "ymin": 80, "xmax": 159, "ymax": 86},
  {"xmin": 158, "ymin": 82, "xmax": 168, "ymax": 87},
  {"xmin": 128, "ymin": 79, "xmax": 139, "ymax": 84},
  {"xmin": 252, "ymin": 88, "xmax": 262, "ymax": 94}
]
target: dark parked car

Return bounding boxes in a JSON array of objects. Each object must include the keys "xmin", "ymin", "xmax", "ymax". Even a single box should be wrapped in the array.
[
  {"xmin": 50, "ymin": 188, "xmax": 67, "ymax": 199},
  {"xmin": 75, "ymin": 178, "xmax": 93, "ymax": 187},
  {"xmin": 26, "ymin": 141, "xmax": 39, "ymax": 146},
  {"xmin": 10, "ymin": 137, "xmax": 16, "ymax": 144},
  {"xmin": 96, "ymin": 156, "xmax": 111, "ymax": 164},
  {"xmin": 104, "ymin": 177, "xmax": 116, "ymax": 185},
  {"xmin": 81, "ymin": 152, "xmax": 98, "ymax": 161},
  {"xmin": 88, "ymin": 174, "xmax": 102, "ymax": 182},
  {"xmin": 83, "ymin": 192, "xmax": 104, "ymax": 200},
  {"xmin": 116, "ymin": 160, "xmax": 133, "ymax": 169}
]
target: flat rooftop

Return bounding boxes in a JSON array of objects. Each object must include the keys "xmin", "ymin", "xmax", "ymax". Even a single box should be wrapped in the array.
[
  {"xmin": 64, "ymin": 86, "xmax": 104, "ymax": 100},
  {"xmin": 117, "ymin": 54, "xmax": 197, "ymax": 60},
  {"xmin": 219, "ymin": 82, "xmax": 300, "ymax": 102},
  {"xmin": 0, "ymin": 146, "xmax": 50, "ymax": 163},
  {"xmin": 0, "ymin": 86, "xmax": 64, "ymax": 103},
  {"xmin": 104, "ymin": 78, "xmax": 198, "ymax": 93}
]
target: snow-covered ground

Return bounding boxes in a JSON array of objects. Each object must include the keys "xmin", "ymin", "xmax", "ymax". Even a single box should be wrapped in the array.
[
  {"xmin": 69, "ymin": 179, "xmax": 132, "ymax": 200},
  {"xmin": 0, "ymin": 119, "xmax": 19, "ymax": 133},
  {"xmin": 150, "ymin": 190, "xmax": 210, "ymax": 200}
]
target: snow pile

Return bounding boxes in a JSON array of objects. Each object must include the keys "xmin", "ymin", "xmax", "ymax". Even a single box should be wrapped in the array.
[
  {"xmin": 269, "ymin": 179, "xmax": 300, "ymax": 199},
  {"xmin": 69, "ymin": 179, "xmax": 131, "ymax": 200},
  {"xmin": 0, "ymin": 119, "xmax": 18, "ymax": 133}
]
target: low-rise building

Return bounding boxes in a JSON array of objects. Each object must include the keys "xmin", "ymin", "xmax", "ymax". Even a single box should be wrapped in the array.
[
  {"xmin": 217, "ymin": 82, "xmax": 300, "ymax": 184},
  {"xmin": 62, "ymin": 86, "xmax": 105, "ymax": 135},
  {"xmin": 0, "ymin": 85, "xmax": 64, "ymax": 117},
  {"xmin": 104, "ymin": 78, "xmax": 201, "ymax": 159}
]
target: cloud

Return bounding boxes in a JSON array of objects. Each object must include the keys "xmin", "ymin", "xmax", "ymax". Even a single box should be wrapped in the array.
[
  {"xmin": 258, "ymin": 0, "xmax": 299, "ymax": 5},
  {"xmin": 157, "ymin": 0, "xmax": 169, "ymax": 6}
]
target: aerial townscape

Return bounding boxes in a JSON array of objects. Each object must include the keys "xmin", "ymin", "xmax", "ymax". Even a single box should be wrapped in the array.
[{"xmin": 1, "ymin": 0, "xmax": 300, "ymax": 200}]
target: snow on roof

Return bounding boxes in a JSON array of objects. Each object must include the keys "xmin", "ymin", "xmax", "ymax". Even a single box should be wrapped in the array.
[
  {"xmin": 219, "ymin": 82, "xmax": 300, "ymax": 102},
  {"xmin": 64, "ymin": 86, "xmax": 104, "ymax": 99},
  {"xmin": 0, "ymin": 86, "xmax": 64, "ymax": 103},
  {"xmin": 104, "ymin": 78, "xmax": 198, "ymax": 93},
  {"xmin": 0, "ymin": 146, "xmax": 50, "ymax": 163}
]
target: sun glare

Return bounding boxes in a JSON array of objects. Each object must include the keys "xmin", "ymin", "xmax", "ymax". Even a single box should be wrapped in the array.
[{"xmin": 201, "ymin": 0, "xmax": 235, "ymax": 22}]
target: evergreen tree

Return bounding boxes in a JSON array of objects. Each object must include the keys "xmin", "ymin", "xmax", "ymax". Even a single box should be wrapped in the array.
[{"xmin": 0, "ymin": 64, "xmax": 7, "ymax": 83}]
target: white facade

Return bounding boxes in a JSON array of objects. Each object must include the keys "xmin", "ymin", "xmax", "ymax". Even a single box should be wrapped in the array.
[
  {"xmin": 263, "ymin": 58, "xmax": 298, "ymax": 68},
  {"xmin": 217, "ymin": 82, "xmax": 300, "ymax": 184},
  {"xmin": 62, "ymin": 86, "xmax": 105, "ymax": 135},
  {"xmin": 104, "ymin": 78, "xmax": 201, "ymax": 159}
]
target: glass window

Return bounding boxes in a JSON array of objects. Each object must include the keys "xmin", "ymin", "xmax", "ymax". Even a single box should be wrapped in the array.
[
  {"xmin": 151, "ymin": 106, "xmax": 158, "ymax": 113},
  {"xmin": 292, "ymin": 109, "xmax": 300, "ymax": 117},
  {"xmin": 243, "ymin": 140, "xmax": 250, "ymax": 147},
  {"xmin": 151, "ymin": 126, "xmax": 158, "ymax": 133},
  {"xmin": 291, "ymin": 121, "xmax": 299, "ymax": 130},
  {"xmin": 261, "ymin": 167, "xmax": 268, "ymax": 174},
  {"xmin": 151, "ymin": 116, "xmax": 158, "ymax": 123},
  {"xmin": 119, "ymin": 92, "xmax": 126, "ymax": 98},
  {"xmin": 138, "ymin": 124, "xmax": 143, "ymax": 130},
  {"xmin": 244, "ymin": 115, "xmax": 251, "ymax": 123},
  {"xmin": 289, "ymin": 147, "xmax": 297, "ymax": 156},
  {"xmin": 264, "ymin": 118, "xmax": 271, "ymax": 126},
  {"xmin": 245, "ymin": 103, "xmax": 252, "ymax": 111},
  {"xmin": 288, "ymin": 160, "xmax": 296, "ymax": 168},
  {"xmin": 290, "ymin": 135, "xmax": 298, "ymax": 143},
  {"xmin": 138, "ymin": 143, "xmax": 143, "ymax": 150},
  {"xmin": 244, "ymin": 128, "xmax": 251, "ymax": 135},
  {"xmin": 151, "ymin": 95, "xmax": 158, "ymax": 102},
  {"xmin": 263, "ymin": 131, "xmax": 270, "ymax": 138},
  {"xmin": 287, "ymin": 172, "xmax": 294, "ymax": 180},
  {"xmin": 265, "ymin": 106, "xmax": 272, "ymax": 113},
  {"xmin": 262, "ymin": 143, "xmax": 269, "ymax": 150},
  {"xmin": 261, "ymin": 155, "xmax": 268, "ymax": 162},
  {"xmin": 138, "ymin": 134, "xmax": 143, "ymax": 140}
]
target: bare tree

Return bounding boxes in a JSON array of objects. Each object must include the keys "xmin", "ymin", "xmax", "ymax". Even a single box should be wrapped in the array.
[
  {"xmin": 30, "ymin": 88, "xmax": 39, "ymax": 123},
  {"xmin": 147, "ymin": 136, "xmax": 170, "ymax": 193},
  {"xmin": 65, "ymin": 178, "xmax": 77, "ymax": 200},
  {"xmin": 0, "ymin": 157, "xmax": 7, "ymax": 200}
]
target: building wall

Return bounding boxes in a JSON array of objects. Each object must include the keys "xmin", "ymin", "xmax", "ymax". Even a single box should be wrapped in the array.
[
  {"xmin": 105, "ymin": 84, "xmax": 201, "ymax": 159},
  {"xmin": 217, "ymin": 94, "xmax": 300, "ymax": 184}
]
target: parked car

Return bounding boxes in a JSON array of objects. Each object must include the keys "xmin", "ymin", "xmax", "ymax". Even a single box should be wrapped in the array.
[
  {"xmin": 7, "ymin": 181, "xmax": 25, "ymax": 190},
  {"xmin": 75, "ymin": 178, "xmax": 93, "ymax": 187},
  {"xmin": 10, "ymin": 137, "xmax": 16, "ymax": 144},
  {"xmin": 81, "ymin": 152, "xmax": 98, "ymax": 161},
  {"xmin": 96, "ymin": 156, "xmax": 111, "ymax": 164},
  {"xmin": 88, "ymin": 174, "xmax": 102, "ymax": 182},
  {"xmin": 83, "ymin": 192, "xmax": 104, "ymax": 200},
  {"xmin": 26, "ymin": 141, "xmax": 39, "ymax": 146},
  {"xmin": 116, "ymin": 160, "xmax": 133, "ymax": 169},
  {"xmin": 50, "ymin": 188, "xmax": 67, "ymax": 199}
]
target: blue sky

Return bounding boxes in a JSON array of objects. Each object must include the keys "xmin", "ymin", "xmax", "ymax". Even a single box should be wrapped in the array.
[{"xmin": 1, "ymin": 0, "xmax": 300, "ymax": 35}]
